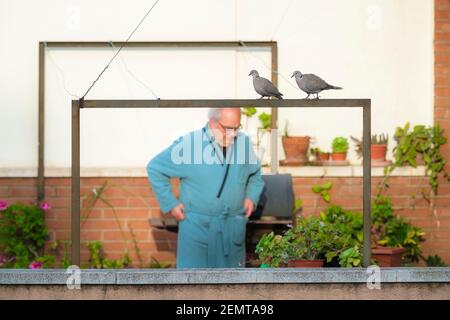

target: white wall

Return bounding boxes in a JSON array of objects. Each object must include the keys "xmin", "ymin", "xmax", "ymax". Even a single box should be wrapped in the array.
[{"xmin": 0, "ymin": 0, "xmax": 434, "ymax": 172}]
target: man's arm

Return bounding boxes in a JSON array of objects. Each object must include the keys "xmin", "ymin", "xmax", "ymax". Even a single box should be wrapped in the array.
[{"xmin": 146, "ymin": 137, "xmax": 186, "ymax": 214}]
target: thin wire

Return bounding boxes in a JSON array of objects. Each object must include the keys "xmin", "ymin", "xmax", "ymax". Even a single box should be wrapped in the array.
[
  {"xmin": 270, "ymin": 0, "xmax": 295, "ymax": 41},
  {"xmin": 239, "ymin": 40, "xmax": 299, "ymax": 91},
  {"xmin": 109, "ymin": 41, "xmax": 159, "ymax": 99},
  {"xmin": 45, "ymin": 43, "xmax": 81, "ymax": 99},
  {"xmin": 81, "ymin": 0, "xmax": 161, "ymax": 99}
]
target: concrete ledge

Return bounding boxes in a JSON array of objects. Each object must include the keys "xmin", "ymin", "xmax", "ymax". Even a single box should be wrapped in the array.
[
  {"xmin": 1, "ymin": 268, "xmax": 449, "ymax": 300},
  {"xmin": 1, "ymin": 268, "xmax": 449, "ymax": 285}
]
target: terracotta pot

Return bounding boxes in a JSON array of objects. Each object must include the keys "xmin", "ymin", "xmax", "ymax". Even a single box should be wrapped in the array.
[
  {"xmin": 331, "ymin": 152, "xmax": 347, "ymax": 161},
  {"xmin": 371, "ymin": 144, "xmax": 387, "ymax": 161},
  {"xmin": 318, "ymin": 152, "xmax": 330, "ymax": 161},
  {"xmin": 372, "ymin": 247, "xmax": 406, "ymax": 267},
  {"xmin": 288, "ymin": 259, "xmax": 324, "ymax": 268},
  {"xmin": 281, "ymin": 136, "xmax": 310, "ymax": 165}
]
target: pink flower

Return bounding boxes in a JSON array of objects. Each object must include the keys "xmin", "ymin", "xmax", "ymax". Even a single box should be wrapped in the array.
[
  {"xmin": 0, "ymin": 255, "xmax": 4, "ymax": 267},
  {"xmin": 0, "ymin": 200, "xmax": 8, "ymax": 211},
  {"xmin": 29, "ymin": 261, "xmax": 43, "ymax": 269},
  {"xmin": 40, "ymin": 202, "xmax": 51, "ymax": 211}
]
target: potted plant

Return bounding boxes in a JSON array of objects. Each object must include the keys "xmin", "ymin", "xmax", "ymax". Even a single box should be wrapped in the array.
[
  {"xmin": 331, "ymin": 136, "xmax": 349, "ymax": 161},
  {"xmin": 351, "ymin": 134, "xmax": 391, "ymax": 166},
  {"xmin": 371, "ymin": 133, "xmax": 389, "ymax": 161},
  {"xmin": 280, "ymin": 120, "xmax": 310, "ymax": 166},
  {"xmin": 371, "ymin": 195, "xmax": 425, "ymax": 267},
  {"xmin": 310, "ymin": 147, "xmax": 330, "ymax": 163},
  {"xmin": 255, "ymin": 232, "xmax": 290, "ymax": 268}
]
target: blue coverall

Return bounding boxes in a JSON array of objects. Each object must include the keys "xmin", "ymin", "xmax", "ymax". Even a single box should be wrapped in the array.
[{"xmin": 146, "ymin": 123, "xmax": 265, "ymax": 268}]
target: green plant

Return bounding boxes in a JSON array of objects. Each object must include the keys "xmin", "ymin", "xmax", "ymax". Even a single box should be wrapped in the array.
[
  {"xmin": 242, "ymin": 107, "xmax": 257, "ymax": 118},
  {"xmin": 312, "ymin": 181, "xmax": 333, "ymax": 203},
  {"xmin": 283, "ymin": 120, "xmax": 290, "ymax": 137},
  {"xmin": 255, "ymin": 232, "xmax": 290, "ymax": 267},
  {"xmin": 372, "ymin": 133, "xmax": 389, "ymax": 145},
  {"xmin": 386, "ymin": 122, "xmax": 450, "ymax": 194},
  {"xmin": 331, "ymin": 136, "xmax": 349, "ymax": 153},
  {"xmin": 0, "ymin": 202, "xmax": 51, "ymax": 268},
  {"xmin": 423, "ymin": 254, "xmax": 448, "ymax": 267},
  {"xmin": 372, "ymin": 195, "xmax": 425, "ymax": 263},
  {"xmin": 258, "ymin": 112, "xmax": 272, "ymax": 131},
  {"xmin": 149, "ymin": 256, "xmax": 172, "ymax": 268},
  {"xmin": 87, "ymin": 241, "xmax": 131, "ymax": 269},
  {"xmin": 338, "ymin": 246, "xmax": 362, "ymax": 267}
]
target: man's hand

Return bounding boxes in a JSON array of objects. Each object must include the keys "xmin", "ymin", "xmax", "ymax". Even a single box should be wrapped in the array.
[
  {"xmin": 170, "ymin": 203, "xmax": 185, "ymax": 221},
  {"xmin": 244, "ymin": 198, "xmax": 254, "ymax": 217}
]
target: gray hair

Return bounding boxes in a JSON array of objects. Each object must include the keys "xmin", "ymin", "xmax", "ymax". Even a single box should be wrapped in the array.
[
  {"xmin": 208, "ymin": 108, "xmax": 223, "ymax": 121},
  {"xmin": 208, "ymin": 108, "xmax": 241, "ymax": 121}
]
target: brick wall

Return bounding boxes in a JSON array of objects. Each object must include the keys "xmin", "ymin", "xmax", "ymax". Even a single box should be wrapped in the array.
[{"xmin": 1, "ymin": 174, "xmax": 449, "ymax": 266}]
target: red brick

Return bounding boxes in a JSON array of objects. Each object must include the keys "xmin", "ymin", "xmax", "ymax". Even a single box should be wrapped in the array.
[
  {"xmin": 103, "ymin": 209, "xmax": 149, "ymax": 219},
  {"xmin": 46, "ymin": 178, "xmax": 71, "ymax": 186},
  {"xmin": 104, "ymin": 230, "xmax": 149, "ymax": 241},
  {"xmin": 9, "ymin": 187, "xmax": 37, "ymax": 197}
]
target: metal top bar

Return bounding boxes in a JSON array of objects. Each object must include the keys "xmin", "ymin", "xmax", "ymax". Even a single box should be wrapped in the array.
[
  {"xmin": 42, "ymin": 41, "xmax": 276, "ymax": 48},
  {"xmin": 77, "ymin": 99, "xmax": 371, "ymax": 109}
]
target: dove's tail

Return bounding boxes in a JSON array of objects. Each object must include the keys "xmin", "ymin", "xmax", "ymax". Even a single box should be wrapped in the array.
[{"xmin": 328, "ymin": 85, "xmax": 343, "ymax": 90}]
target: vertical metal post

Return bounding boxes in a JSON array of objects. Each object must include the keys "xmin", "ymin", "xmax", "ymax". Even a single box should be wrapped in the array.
[
  {"xmin": 362, "ymin": 102, "xmax": 372, "ymax": 267},
  {"xmin": 37, "ymin": 42, "xmax": 45, "ymax": 201},
  {"xmin": 71, "ymin": 100, "xmax": 81, "ymax": 266},
  {"xmin": 270, "ymin": 42, "xmax": 279, "ymax": 174}
]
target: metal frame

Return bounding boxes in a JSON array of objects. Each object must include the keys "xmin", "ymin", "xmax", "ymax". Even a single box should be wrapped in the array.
[
  {"xmin": 38, "ymin": 41, "xmax": 279, "ymax": 201},
  {"xmin": 72, "ymin": 99, "xmax": 372, "ymax": 267}
]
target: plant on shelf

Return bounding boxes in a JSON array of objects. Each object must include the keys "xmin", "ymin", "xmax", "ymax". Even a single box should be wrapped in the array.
[
  {"xmin": 280, "ymin": 119, "xmax": 311, "ymax": 166},
  {"xmin": 331, "ymin": 136, "xmax": 349, "ymax": 161},
  {"xmin": 351, "ymin": 133, "xmax": 389, "ymax": 162},
  {"xmin": 0, "ymin": 201, "xmax": 57, "ymax": 269},
  {"xmin": 310, "ymin": 147, "xmax": 330, "ymax": 162}
]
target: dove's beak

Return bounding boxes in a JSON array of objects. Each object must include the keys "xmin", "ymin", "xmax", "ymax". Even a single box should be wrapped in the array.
[
  {"xmin": 248, "ymin": 72, "xmax": 251, "ymax": 76},
  {"xmin": 291, "ymin": 73, "xmax": 295, "ymax": 78}
]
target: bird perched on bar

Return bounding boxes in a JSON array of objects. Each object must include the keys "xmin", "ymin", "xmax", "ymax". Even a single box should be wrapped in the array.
[
  {"xmin": 291, "ymin": 70, "xmax": 342, "ymax": 99},
  {"xmin": 249, "ymin": 70, "xmax": 283, "ymax": 99}
]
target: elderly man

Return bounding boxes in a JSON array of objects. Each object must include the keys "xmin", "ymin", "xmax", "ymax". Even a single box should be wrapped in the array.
[{"xmin": 147, "ymin": 108, "xmax": 265, "ymax": 268}]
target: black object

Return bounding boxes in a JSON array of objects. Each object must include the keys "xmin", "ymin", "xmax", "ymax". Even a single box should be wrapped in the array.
[{"xmin": 251, "ymin": 173, "xmax": 295, "ymax": 220}]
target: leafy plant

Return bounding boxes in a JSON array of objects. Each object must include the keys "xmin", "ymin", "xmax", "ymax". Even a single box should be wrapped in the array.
[
  {"xmin": 372, "ymin": 195, "xmax": 425, "ymax": 263},
  {"xmin": 0, "ymin": 202, "xmax": 51, "ymax": 268},
  {"xmin": 331, "ymin": 137, "xmax": 349, "ymax": 153},
  {"xmin": 255, "ymin": 232, "xmax": 290, "ymax": 267},
  {"xmin": 424, "ymin": 254, "xmax": 448, "ymax": 267},
  {"xmin": 258, "ymin": 112, "xmax": 272, "ymax": 131},
  {"xmin": 87, "ymin": 241, "xmax": 131, "ymax": 269},
  {"xmin": 242, "ymin": 107, "xmax": 257, "ymax": 118},
  {"xmin": 149, "ymin": 256, "xmax": 173, "ymax": 268},
  {"xmin": 338, "ymin": 246, "xmax": 362, "ymax": 267},
  {"xmin": 312, "ymin": 181, "xmax": 333, "ymax": 203},
  {"xmin": 385, "ymin": 122, "xmax": 450, "ymax": 194}
]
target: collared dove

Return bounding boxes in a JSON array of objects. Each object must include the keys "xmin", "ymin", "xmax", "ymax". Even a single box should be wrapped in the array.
[
  {"xmin": 249, "ymin": 70, "xmax": 283, "ymax": 99},
  {"xmin": 291, "ymin": 70, "xmax": 342, "ymax": 99}
]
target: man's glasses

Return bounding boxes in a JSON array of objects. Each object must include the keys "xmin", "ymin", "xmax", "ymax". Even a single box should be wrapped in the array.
[{"xmin": 217, "ymin": 121, "xmax": 243, "ymax": 133}]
